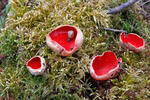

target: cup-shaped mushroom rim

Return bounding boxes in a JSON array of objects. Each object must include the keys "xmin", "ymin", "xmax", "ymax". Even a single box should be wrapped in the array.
[
  {"xmin": 89, "ymin": 51, "xmax": 121, "ymax": 80},
  {"xmin": 120, "ymin": 32, "xmax": 145, "ymax": 52},
  {"xmin": 26, "ymin": 56, "xmax": 46, "ymax": 75},
  {"xmin": 46, "ymin": 25, "xmax": 83, "ymax": 56}
]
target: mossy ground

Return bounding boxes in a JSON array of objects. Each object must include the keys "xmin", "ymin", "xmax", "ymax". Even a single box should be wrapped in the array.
[{"xmin": 0, "ymin": 0, "xmax": 150, "ymax": 99}]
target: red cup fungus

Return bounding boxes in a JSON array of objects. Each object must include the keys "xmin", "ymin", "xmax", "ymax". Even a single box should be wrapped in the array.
[
  {"xmin": 46, "ymin": 25, "xmax": 83, "ymax": 56},
  {"xmin": 120, "ymin": 32, "xmax": 144, "ymax": 52},
  {"xmin": 26, "ymin": 56, "xmax": 46, "ymax": 75},
  {"xmin": 89, "ymin": 51, "xmax": 122, "ymax": 81}
]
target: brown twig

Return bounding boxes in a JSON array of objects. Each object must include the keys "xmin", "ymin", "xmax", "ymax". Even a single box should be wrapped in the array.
[
  {"xmin": 108, "ymin": 0, "xmax": 139, "ymax": 14},
  {"xmin": 100, "ymin": 27, "xmax": 127, "ymax": 33},
  {"xmin": 141, "ymin": 0, "xmax": 150, "ymax": 6}
]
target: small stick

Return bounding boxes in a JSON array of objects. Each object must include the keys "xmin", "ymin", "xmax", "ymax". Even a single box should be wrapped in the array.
[
  {"xmin": 100, "ymin": 27, "xmax": 127, "ymax": 33},
  {"xmin": 108, "ymin": 0, "xmax": 139, "ymax": 14},
  {"xmin": 140, "ymin": 0, "xmax": 150, "ymax": 6},
  {"xmin": 118, "ymin": 62, "xmax": 126, "ymax": 72}
]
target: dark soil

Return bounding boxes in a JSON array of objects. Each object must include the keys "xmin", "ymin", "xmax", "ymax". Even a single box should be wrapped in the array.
[
  {"xmin": 80, "ymin": 72, "xmax": 116, "ymax": 99},
  {"xmin": 0, "ymin": 0, "xmax": 8, "ymax": 11}
]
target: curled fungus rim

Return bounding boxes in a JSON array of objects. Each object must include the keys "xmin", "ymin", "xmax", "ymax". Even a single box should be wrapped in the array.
[
  {"xmin": 26, "ymin": 56, "xmax": 46, "ymax": 75},
  {"xmin": 120, "ymin": 32, "xmax": 145, "ymax": 52},
  {"xmin": 46, "ymin": 25, "xmax": 83, "ymax": 56},
  {"xmin": 89, "ymin": 51, "xmax": 122, "ymax": 81}
]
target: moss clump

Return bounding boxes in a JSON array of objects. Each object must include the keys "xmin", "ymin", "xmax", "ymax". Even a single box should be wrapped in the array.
[{"xmin": 0, "ymin": 0, "xmax": 111, "ymax": 99}]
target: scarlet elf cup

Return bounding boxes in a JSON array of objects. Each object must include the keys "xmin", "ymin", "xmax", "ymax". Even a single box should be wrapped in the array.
[
  {"xmin": 120, "ymin": 32, "xmax": 144, "ymax": 52},
  {"xmin": 90, "ymin": 51, "xmax": 122, "ymax": 81},
  {"xmin": 26, "ymin": 56, "xmax": 46, "ymax": 75},
  {"xmin": 46, "ymin": 25, "xmax": 83, "ymax": 56}
]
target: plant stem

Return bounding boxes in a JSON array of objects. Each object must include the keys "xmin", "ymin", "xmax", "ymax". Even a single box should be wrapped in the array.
[{"xmin": 100, "ymin": 27, "xmax": 127, "ymax": 33}]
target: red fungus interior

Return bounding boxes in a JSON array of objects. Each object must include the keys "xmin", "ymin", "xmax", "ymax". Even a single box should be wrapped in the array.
[
  {"xmin": 92, "ymin": 52, "xmax": 118, "ymax": 76},
  {"xmin": 49, "ymin": 26, "xmax": 77, "ymax": 51},
  {"xmin": 121, "ymin": 32, "xmax": 144, "ymax": 48},
  {"xmin": 27, "ymin": 57, "xmax": 41, "ymax": 69}
]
